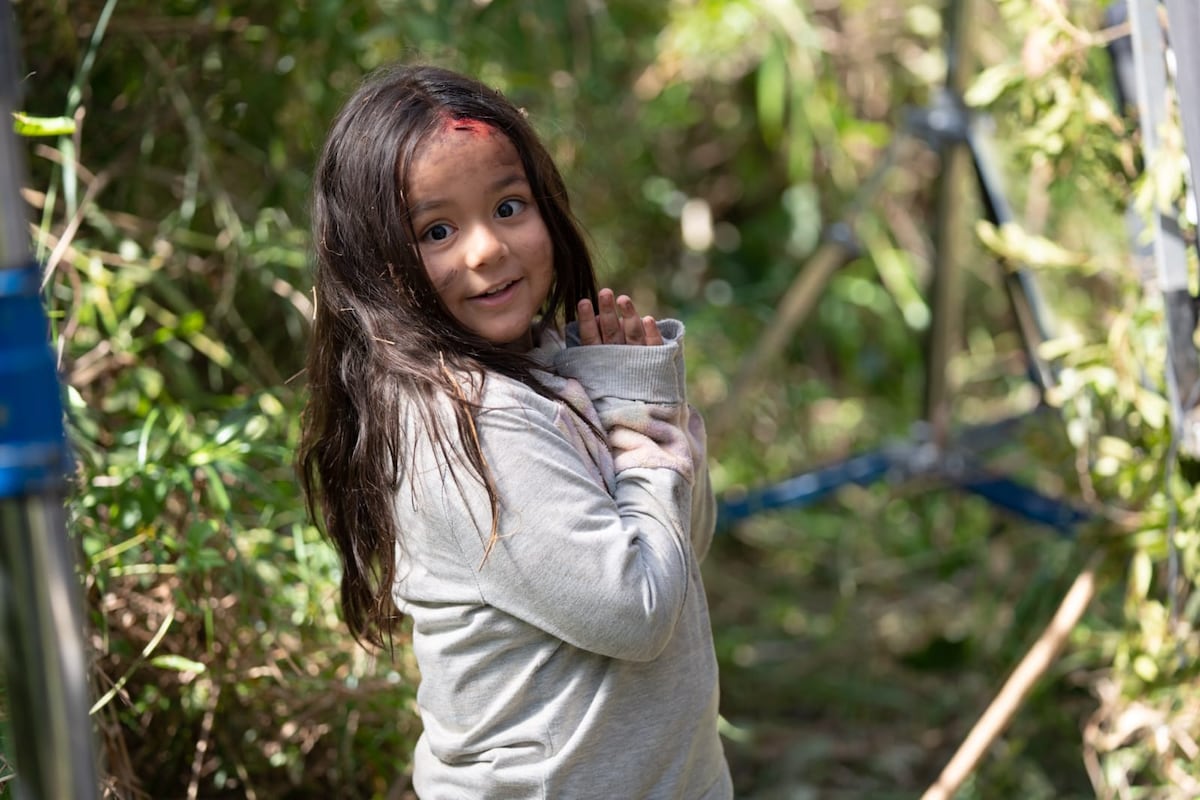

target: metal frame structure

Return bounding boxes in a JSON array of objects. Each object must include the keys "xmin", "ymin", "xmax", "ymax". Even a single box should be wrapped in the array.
[
  {"xmin": 0, "ymin": 2, "xmax": 100, "ymax": 797},
  {"xmin": 719, "ymin": 0, "xmax": 1200, "ymax": 535},
  {"xmin": 1125, "ymin": 0, "xmax": 1200, "ymax": 451},
  {"xmin": 717, "ymin": 0, "xmax": 1105, "ymax": 532}
]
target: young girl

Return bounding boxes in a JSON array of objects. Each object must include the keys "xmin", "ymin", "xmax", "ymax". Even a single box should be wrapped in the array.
[{"xmin": 298, "ymin": 64, "xmax": 732, "ymax": 799}]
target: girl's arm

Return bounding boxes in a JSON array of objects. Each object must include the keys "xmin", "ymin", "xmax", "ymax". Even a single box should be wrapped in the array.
[
  {"xmin": 570, "ymin": 293, "xmax": 717, "ymax": 560},
  {"xmin": 404, "ymin": 379, "xmax": 695, "ymax": 663},
  {"xmin": 683, "ymin": 405, "xmax": 717, "ymax": 561}
]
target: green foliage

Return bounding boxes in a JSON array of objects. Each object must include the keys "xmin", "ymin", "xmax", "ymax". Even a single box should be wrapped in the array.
[
  {"xmin": 962, "ymin": 1, "xmax": 1200, "ymax": 795},
  {"xmin": 0, "ymin": 694, "xmax": 11, "ymax": 792},
  {"xmin": 5, "ymin": 0, "xmax": 1199, "ymax": 796},
  {"xmin": 11, "ymin": 112, "xmax": 77, "ymax": 136},
  {"xmin": 12, "ymin": 1, "xmax": 422, "ymax": 794}
]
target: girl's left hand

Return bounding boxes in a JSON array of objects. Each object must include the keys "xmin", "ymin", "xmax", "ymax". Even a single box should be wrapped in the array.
[{"xmin": 577, "ymin": 288, "xmax": 663, "ymax": 347}]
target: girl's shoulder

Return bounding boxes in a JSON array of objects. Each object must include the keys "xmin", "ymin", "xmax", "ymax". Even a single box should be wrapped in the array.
[
  {"xmin": 401, "ymin": 361, "xmax": 564, "ymax": 434},
  {"xmin": 479, "ymin": 368, "xmax": 563, "ymax": 418},
  {"xmin": 398, "ymin": 369, "xmax": 567, "ymax": 484}
]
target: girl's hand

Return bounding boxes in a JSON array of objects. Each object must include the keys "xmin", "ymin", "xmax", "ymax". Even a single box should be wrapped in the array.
[{"xmin": 577, "ymin": 288, "xmax": 663, "ymax": 347}]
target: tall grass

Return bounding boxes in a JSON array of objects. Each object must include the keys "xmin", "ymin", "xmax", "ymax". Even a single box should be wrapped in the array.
[{"xmin": 5, "ymin": 0, "xmax": 1197, "ymax": 796}]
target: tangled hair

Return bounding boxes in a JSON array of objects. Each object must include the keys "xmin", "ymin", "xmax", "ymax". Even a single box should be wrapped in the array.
[{"xmin": 297, "ymin": 64, "xmax": 598, "ymax": 648}]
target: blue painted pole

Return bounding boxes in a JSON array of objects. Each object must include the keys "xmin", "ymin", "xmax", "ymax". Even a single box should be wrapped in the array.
[{"xmin": 0, "ymin": 2, "xmax": 100, "ymax": 797}]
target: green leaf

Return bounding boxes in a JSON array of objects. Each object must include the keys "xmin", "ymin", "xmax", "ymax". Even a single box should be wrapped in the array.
[
  {"xmin": 1132, "ymin": 653, "xmax": 1158, "ymax": 683},
  {"xmin": 150, "ymin": 655, "xmax": 207, "ymax": 674},
  {"xmin": 756, "ymin": 36, "xmax": 788, "ymax": 146},
  {"xmin": 1130, "ymin": 551, "xmax": 1153, "ymax": 602},
  {"xmin": 12, "ymin": 112, "xmax": 77, "ymax": 137},
  {"xmin": 202, "ymin": 464, "xmax": 232, "ymax": 514},
  {"xmin": 975, "ymin": 221, "xmax": 1090, "ymax": 271},
  {"xmin": 1132, "ymin": 387, "xmax": 1169, "ymax": 431},
  {"xmin": 964, "ymin": 63, "xmax": 1021, "ymax": 108}
]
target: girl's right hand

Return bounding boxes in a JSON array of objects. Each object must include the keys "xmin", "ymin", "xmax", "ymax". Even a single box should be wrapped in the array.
[{"xmin": 577, "ymin": 288, "xmax": 663, "ymax": 347}]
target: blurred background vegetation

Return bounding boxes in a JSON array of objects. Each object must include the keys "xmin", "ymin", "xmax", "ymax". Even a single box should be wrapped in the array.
[{"xmin": 2, "ymin": 0, "xmax": 1198, "ymax": 797}]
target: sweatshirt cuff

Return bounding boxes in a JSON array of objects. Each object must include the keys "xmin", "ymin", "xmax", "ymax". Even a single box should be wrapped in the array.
[{"xmin": 556, "ymin": 319, "xmax": 686, "ymax": 404}]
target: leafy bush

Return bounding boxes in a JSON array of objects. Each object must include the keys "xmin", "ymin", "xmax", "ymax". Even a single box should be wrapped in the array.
[{"xmin": 4, "ymin": 0, "xmax": 1198, "ymax": 797}]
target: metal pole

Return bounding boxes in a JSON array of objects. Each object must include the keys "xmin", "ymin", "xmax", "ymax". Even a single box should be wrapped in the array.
[
  {"xmin": 923, "ymin": 0, "xmax": 974, "ymax": 446},
  {"xmin": 1162, "ymin": 0, "xmax": 1200, "ymax": 208},
  {"xmin": 1126, "ymin": 0, "xmax": 1200, "ymax": 453},
  {"xmin": 0, "ymin": 1, "xmax": 101, "ymax": 797}
]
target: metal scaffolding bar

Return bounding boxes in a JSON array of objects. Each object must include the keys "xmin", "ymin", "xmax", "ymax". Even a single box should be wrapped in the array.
[{"xmin": 0, "ymin": 2, "xmax": 100, "ymax": 797}]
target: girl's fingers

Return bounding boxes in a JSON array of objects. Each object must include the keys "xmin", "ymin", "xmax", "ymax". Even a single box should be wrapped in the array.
[
  {"xmin": 580, "ymin": 289, "xmax": 662, "ymax": 347},
  {"xmin": 619, "ymin": 296, "xmax": 645, "ymax": 344},
  {"xmin": 596, "ymin": 288, "xmax": 624, "ymax": 344},
  {"xmin": 643, "ymin": 316, "xmax": 663, "ymax": 346},
  {"xmin": 577, "ymin": 298, "xmax": 601, "ymax": 346}
]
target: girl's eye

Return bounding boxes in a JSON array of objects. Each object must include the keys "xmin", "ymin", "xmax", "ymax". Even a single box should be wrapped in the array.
[
  {"xmin": 496, "ymin": 199, "xmax": 526, "ymax": 219},
  {"xmin": 423, "ymin": 223, "xmax": 453, "ymax": 242}
]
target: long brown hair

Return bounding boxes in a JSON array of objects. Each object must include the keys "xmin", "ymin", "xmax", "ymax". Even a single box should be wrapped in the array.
[{"xmin": 297, "ymin": 64, "xmax": 598, "ymax": 648}]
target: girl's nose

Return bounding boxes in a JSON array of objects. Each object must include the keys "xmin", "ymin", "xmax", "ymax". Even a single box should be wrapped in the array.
[{"xmin": 464, "ymin": 223, "xmax": 506, "ymax": 269}]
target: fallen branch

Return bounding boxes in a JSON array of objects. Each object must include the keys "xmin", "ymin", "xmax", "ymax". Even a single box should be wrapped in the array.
[
  {"xmin": 920, "ymin": 551, "xmax": 1103, "ymax": 800},
  {"xmin": 708, "ymin": 237, "xmax": 853, "ymax": 443}
]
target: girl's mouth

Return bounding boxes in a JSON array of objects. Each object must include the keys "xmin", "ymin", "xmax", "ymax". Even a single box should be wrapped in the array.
[{"xmin": 472, "ymin": 279, "xmax": 519, "ymax": 302}]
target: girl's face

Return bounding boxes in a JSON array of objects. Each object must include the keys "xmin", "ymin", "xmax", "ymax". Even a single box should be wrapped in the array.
[{"xmin": 407, "ymin": 121, "xmax": 554, "ymax": 350}]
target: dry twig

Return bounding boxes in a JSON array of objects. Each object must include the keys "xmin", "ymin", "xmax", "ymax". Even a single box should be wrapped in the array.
[{"xmin": 921, "ymin": 551, "xmax": 1103, "ymax": 800}]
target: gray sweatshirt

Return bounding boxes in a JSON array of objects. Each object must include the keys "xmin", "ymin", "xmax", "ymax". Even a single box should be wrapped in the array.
[{"xmin": 393, "ymin": 320, "xmax": 732, "ymax": 800}]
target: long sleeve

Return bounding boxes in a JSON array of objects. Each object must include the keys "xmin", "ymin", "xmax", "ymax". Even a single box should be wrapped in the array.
[
  {"xmin": 397, "ymin": 342, "xmax": 699, "ymax": 662},
  {"xmin": 450, "ymin": 397, "xmax": 691, "ymax": 662},
  {"xmin": 557, "ymin": 319, "xmax": 717, "ymax": 560},
  {"xmin": 685, "ymin": 405, "xmax": 716, "ymax": 561}
]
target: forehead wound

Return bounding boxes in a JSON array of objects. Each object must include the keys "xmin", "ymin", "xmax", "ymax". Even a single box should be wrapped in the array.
[{"xmin": 438, "ymin": 112, "xmax": 496, "ymax": 138}]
